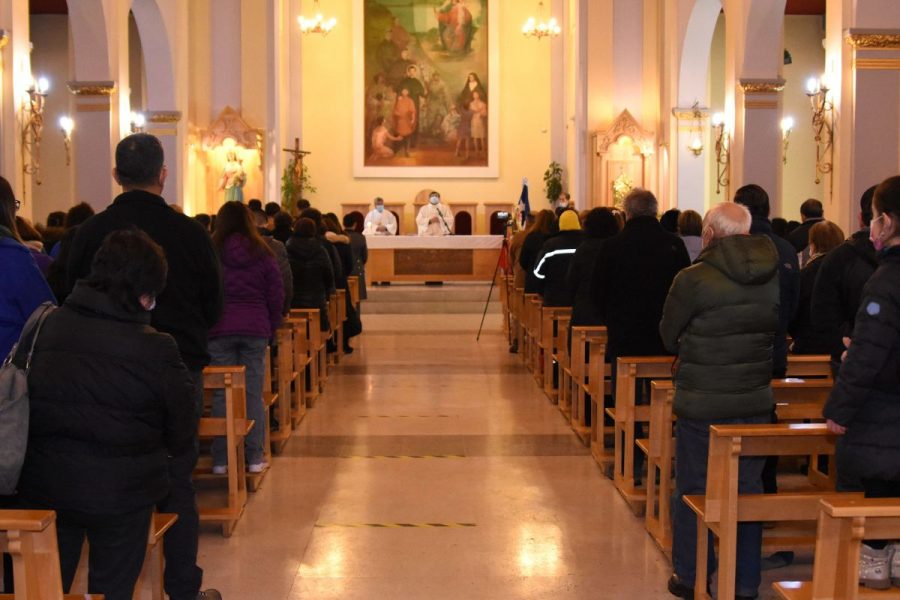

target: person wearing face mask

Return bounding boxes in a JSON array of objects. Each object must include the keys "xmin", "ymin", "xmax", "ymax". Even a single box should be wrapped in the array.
[
  {"xmin": 823, "ymin": 175, "xmax": 900, "ymax": 590},
  {"xmin": 17, "ymin": 229, "xmax": 197, "ymax": 600},
  {"xmin": 364, "ymin": 197, "xmax": 398, "ymax": 236},
  {"xmin": 416, "ymin": 191, "xmax": 454, "ymax": 236},
  {"xmin": 65, "ymin": 134, "xmax": 224, "ymax": 600},
  {"xmin": 659, "ymin": 202, "xmax": 779, "ymax": 600}
]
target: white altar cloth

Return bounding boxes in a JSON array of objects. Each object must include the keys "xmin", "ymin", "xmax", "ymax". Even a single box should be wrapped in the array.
[{"xmin": 365, "ymin": 235, "xmax": 503, "ymax": 250}]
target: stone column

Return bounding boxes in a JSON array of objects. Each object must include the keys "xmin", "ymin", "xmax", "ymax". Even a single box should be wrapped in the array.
[
  {"xmin": 145, "ymin": 110, "xmax": 182, "ymax": 207},
  {"xmin": 733, "ymin": 79, "xmax": 785, "ymax": 215},
  {"xmin": 68, "ymin": 81, "xmax": 117, "ymax": 212}
]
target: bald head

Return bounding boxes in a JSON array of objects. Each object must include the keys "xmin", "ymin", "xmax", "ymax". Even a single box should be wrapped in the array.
[{"xmin": 703, "ymin": 202, "xmax": 752, "ymax": 244}]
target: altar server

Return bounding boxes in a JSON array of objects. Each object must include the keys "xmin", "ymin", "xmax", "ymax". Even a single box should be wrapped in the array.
[
  {"xmin": 363, "ymin": 197, "xmax": 398, "ymax": 236},
  {"xmin": 416, "ymin": 191, "xmax": 454, "ymax": 236}
]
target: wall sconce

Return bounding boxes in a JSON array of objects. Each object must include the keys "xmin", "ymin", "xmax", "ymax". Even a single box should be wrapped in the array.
[
  {"xmin": 21, "ymin": 75, "xmax": 49, "ymax": 197},
  {"xmin": 805, "ymin": 74, "xmax": 834, "ymax": 185},
  {"xmin": 780, "ymin": 116, "xmax": 794, "ymax": 165},
  {"xmin": 59, "ymin": 116, "xmax": 73, "ymax": 167},
  {"xmin": 298, "ymin": 0, "xmax": 337, "ymax": 36},
  {"xmin": 688, "ymin": 102, "xmax": 704, "ymax": 157},
  {"xmin": 130, "ymin": 111, "xmax": 146, "ymax": 134},
  {"xmin": 711, "ymin": 112, "xmax": 730, "ymax": 195}
]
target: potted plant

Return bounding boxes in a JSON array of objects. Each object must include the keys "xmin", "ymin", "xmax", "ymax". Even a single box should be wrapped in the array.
[
  {"xmin": 281, "ymin": 158, "xmax": 316, "ymax": 215},
  {"xmin": 543, "ymin": 161, "xmax": 564, "ymax": 204}
]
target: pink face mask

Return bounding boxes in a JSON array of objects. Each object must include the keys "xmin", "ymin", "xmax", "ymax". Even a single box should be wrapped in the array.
[{"xmin": 871, "ymin": 215, "xmax": 887, "ymax": 251}]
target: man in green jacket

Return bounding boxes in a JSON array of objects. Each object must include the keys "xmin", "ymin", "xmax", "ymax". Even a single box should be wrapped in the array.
[{"xmin": 659, "ymin": 202, "xmax": 779, "ymax": 600}]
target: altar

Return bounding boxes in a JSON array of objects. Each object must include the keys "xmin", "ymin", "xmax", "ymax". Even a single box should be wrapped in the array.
[{"xmin": 366, "ymin": 235, "xmax": 504, "ymax": 283}]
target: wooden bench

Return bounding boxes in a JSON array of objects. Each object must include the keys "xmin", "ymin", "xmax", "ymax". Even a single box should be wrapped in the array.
[
  {"xmin": 333, "ymin": 289, "xmax": 348, "ymax": 364},
  {"xmin": 0, "ymin": 509, "xmax": 101, "ymax": 600},
  {"xmin": 512, "ymin": 287, "xmax": 526, "ymax": 354},
  {"xmin": 270, "ymin": 326, "xmax": 295, "ymax": 453},
  {"xmin": 289, "ymin": 308, "xmax": 326, "ymax": 404},
  {"xmin": 524, "ymin": 294, "xmax": 543, "ymax": 380},
  {"xmin": 643, "ymin": 378, "xmax": 835, "ymax": 553},
  {"xmin": 588, "ymin": 336, "xmax": 614, "ymax": 467},
  {"xmin": 284, "ymin": 316, "xmax": 311, "ymax": 427},
  {"xmin": 540, "ymin": 306, "xmax": 571, "ymax": 404},
  {"xmin": 197, "ymin": 366, "xmax": 253, "ymax": 537},
  {"xmin": 686, "ymin": 423, "xmax": 858, "ymax": 600},
  {"xmin": 614, "ymin": 355, "xmax": 834, "ymax": 514},
  {"xmin": 565, "ymin": 326, "xmax": 606, "ymax": 445},
  {"xmin": 347, "ymin": 275, "xmax": 361, "ymax": 312},
  {"xmin": 774, "ymin": 498, "xmax": 900, "ymax": 600},
  {"xmin": 132, "ymin": 513, "xmax": 178, "ymax": 600}
]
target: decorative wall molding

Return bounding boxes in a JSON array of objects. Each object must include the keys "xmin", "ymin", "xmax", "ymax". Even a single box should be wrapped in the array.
[
  {"xmin": 67, "ymin": 81, "xmax": 117, "ymax": 96},
  {"xmin": 146, "ymin": 111, "xmax": 182, "ymax": 124},
  {"xmin": 855, "ymin": 58, "xmax": 900, "ymax": 70},
  {"xmin": 739, "ymin": 79, "xmax": 785, "ymax": 94},
  {"xmin": 596, "ymin": 109, "xmax": 654, "ymax": 155},
  {"xmin": 845, "ymin": 30, "xmax": 900, "ymax": 50},
  {"xmin": 0, "ymin": 30, "xmax": 9, "ymax": 50},
  {"xmin": 672, "ymin": 107, "xmax": 709, "ymax": 121}
]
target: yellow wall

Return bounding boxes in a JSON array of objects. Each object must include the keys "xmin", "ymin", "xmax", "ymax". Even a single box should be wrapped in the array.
[{"xmin": 300, "ymin": 0, "xmax": 553, "ymax": 232}]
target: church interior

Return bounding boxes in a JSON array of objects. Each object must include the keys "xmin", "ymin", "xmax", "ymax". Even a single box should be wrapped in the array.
[{"xmin": 2, "ymin": 0, "xmax": 900, "ymax": 599}]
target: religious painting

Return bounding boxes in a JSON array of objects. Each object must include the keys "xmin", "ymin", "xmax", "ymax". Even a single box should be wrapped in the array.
[{"xmin": 354, "ymin": 0, "xmax": 499, "ymax": 178}]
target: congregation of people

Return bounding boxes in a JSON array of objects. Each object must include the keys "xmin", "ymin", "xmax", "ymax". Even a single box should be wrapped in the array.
[
  {"xmin": 0, "ymin": 133, "xmax": 368, "ymax": 599},
  {"xmin": 511, "ymin": 176, "xmax": 900, "ymax": 599}
]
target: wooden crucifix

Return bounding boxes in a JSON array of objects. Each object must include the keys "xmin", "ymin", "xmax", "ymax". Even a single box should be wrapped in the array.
[{"xmin": 283, "ymin": 137, "xmax": 311, "ymax": 180}]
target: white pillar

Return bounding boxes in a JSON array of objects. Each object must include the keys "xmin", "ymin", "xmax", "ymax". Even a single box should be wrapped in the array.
[
  {"xmin": 735, "ymin": 79, "xmax": 784, "ymax": 215},
  {"xmin": 211, "ymin": 0, "xmax": 242, "ymax": 115},
  {"xmin": 68, "ymin": 82, "xmax": 117, "ymax": 212},
  {"xmin": 0, "ymin": 0, "xmax": 33, "ymax": 217}
]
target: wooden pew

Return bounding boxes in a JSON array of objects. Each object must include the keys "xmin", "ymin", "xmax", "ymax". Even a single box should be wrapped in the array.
[
  {"xmin": 686, "ymin": 424, "xmax": 859, "ymax": 600},
  {"xmin": 132, "ymin": 513, "xmax": 178, "ymax": 600},
  {"xmin": 614, "ymin": 355, "xmax": 834, "ymax": 514},
  {"xmin": 0, "ymin": 509, "xmax": 101, "ymax": 600},
  {"xmin": 289, "ymin": 308, "xmax": 326, "ymax": 404},
  {"xmin": 347, "ymin": 276, "xmax": 361, "ymax": 312},
  {"xmin": 270, "ymin": 326, "xmax": 295, "ymax": 453},
  {"xmin": 588, "ymin": 336, "xmax": 614, "ymax": 467},
  {"xmin": 512, "ymin": 287, "xmax": 526, "ymax": 355},
  {"xmin": 553, "ymin": 313, "xmax": 573, "ymax": 417},
  {"xmin": 524, "ymin": 295, "xmax": 542, "ymax": 379},
  {"xmin": 540, "ymin": 306, "xmax": 571, "ymax": 404},
  {"xmin": 197, "ymin": 366, "xmax": 253, "ymax": 537},
  {"xmin": 565, "ymin": 326, "xmax": 606, "ymax": 445},
  {"xmin": 643, "ymin": 378, "xmax": 835, "ymax": 553},
  {"xmin": 774, "ymin": 498, "xmax": 900, "ymax": 600},
  {"xmin": 333, "ymin": 289, "xmax": 347, "ymax": 364},
  {"xmin": 285, "ymin": 316, "xmax": 311, "ymax": 427},
  {"xmin": 499, "ymin": 274, "xmax": 512, "ymax": 335}
]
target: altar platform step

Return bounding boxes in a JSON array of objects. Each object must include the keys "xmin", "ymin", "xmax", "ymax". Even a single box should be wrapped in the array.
[{"xmin": 364, "ymin": 283, "xmax": 502, "ymax": 315}]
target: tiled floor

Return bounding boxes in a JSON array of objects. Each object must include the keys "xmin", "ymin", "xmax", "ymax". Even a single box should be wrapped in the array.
[{"xmin": 196, "ymin": 314, "xmax": 681, "ymax": 598}]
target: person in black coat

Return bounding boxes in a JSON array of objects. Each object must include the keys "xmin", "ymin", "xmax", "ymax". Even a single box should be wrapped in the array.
[
  {"xmin": 789, "ymin": 221, "xmax": 845, "ymax": 355},
  {"xmin": 64, "ymin": 134, "xmax": 222, "ymax": 600},
  {"xmin": 591, "ymin": 189, "xmax": 690, "ymax": 361},
  {"xmin": 566, "ymin": 207, "xmax": 621, "ymax": 328},
  {"xmin": 734, "ymin": 184, "xmax": 800, "ymax": 378},
  {"xmin": 825, "ymin": 176, "xmax": 900, "ymax": 545},
  {"xmin": 532, "ymin": 210, "xmax": 585, "ymax": 307},
  {"xmin": 788, "ymin": 198, "xmax": 825, "ymax": 255},
  {"xmin": 286, "ymin": 218, "xmax": 335, "ymax": 332},
  {"xmin": 811, "ymin": 185, "xmax": 879, "ymax": 363},
  {"xmin": 519, "ymin": 209, "xmax": 557, "ymax": 294},
  {"xmin": 18, "ymin": 230, "xmax": 196, "ymax": 600}
]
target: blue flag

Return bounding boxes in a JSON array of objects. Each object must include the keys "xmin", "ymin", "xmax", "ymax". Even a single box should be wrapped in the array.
[{"xmin": 517, "ymin": 179, "xmax": 530, "ymax": 228}]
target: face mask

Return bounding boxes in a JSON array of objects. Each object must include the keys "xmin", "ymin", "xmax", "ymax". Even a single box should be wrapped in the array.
[
  {"xmin": 559, "ymin": 201, "xmax": 569, "ymax": 209},
  {"xmin": 430, "ymin": 196, "xmax": 440, "ymax": 205},
  {"xmin": 871, "ymin": 215, "xmax": 888, "ymax": 251},
  {"xmin": 376, "ymin": 205, "xmax": 384, "ymax": 213},
  {"xmin": 146, "ymin": 297, "xmax": 157, "ymax": 311}
]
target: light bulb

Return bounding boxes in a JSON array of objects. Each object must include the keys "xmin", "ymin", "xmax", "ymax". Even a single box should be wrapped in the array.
[
  {"xmin": 59, "ymin": 116, "xmax": 73, "ymax": 134},
  {"xmin": 712, "ymin": 112, "xmax": 725, "ymax": 127},
  {"xmin": 781, "ymin": 116, "xmax": 794, "ymax": 133},
  {"xmin": 131, "ymin": 112, "xmax": 146, "ymax": 129},
  {"xmin": 806, "ymin": 77, "xmax": 819, "ymax": 95},
  {"xmin": 37, "ymin": 76, "xmax": 50, "ymax": 94}
]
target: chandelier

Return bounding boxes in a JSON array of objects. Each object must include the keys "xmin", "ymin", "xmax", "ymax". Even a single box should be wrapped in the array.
[
  {"xmin": 299, "ymin": 0, "xmax": 337, "ymax": 36},
  {"xmin": 522, "ymin": 1, "xmax": 560, "ymax": 40}
]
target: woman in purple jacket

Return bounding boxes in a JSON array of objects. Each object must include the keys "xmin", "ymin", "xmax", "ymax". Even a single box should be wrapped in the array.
[{"xmin": 209, "ymin": 201, "xmax": 284, "ymax": 474}]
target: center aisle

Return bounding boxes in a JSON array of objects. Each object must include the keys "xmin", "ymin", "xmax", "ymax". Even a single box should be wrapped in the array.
[{"xmin": 198, "ymin": 310, "xmax": 673, "ymax": 599}]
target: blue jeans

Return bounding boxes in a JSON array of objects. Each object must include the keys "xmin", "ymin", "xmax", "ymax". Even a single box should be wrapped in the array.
[
  {"xmin": 208, "ymin": 336, "xmax": 268, "ymax": 466},
  {"xmin": 671, "ymin": 415, "xmax": 768, "ymax": 598}
]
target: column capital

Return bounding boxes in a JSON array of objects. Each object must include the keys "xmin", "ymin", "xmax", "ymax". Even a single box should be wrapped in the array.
[
  {"xmin": 672, "ymin": 106, "xmax": 709, "ymax": 121},
  {"xmin": 0, "ymin": 30, "xmax": 9, "ymax": 50},
  {"xmin": 67, "ymin": 81, "xmax": 117, "ymax": 96},
  {"xmin": 738, "ymin": 79, "xmax": 785, "ymax": 95},
  {"xmin": 845, "ymin": 29, "xmax": 900, "ymax": 50},
  {"xmin": 146, "ymin": 111, "xmax": 183, "ymax": 124}
]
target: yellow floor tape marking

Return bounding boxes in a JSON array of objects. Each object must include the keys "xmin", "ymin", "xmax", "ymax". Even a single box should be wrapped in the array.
[
  {"xmin": 315, "ymin": 522, "xmax": 477, "ymax": 529},
  {"xmin": 341, "ymin": 455, "xmax": 466, "ymax": 460}
]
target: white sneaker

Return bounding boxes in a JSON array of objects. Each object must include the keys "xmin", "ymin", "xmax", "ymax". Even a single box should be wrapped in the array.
[
  {"xmin": 860, "ymin": 544, "xmax": 893, "ymax": 589},
  {"xmin": 211, "ymin": 465, "xmax": 227, "ymax": 475},
  {"xmin": 247, "ymin": 462, "xmax": 268, "ymax": 474}
]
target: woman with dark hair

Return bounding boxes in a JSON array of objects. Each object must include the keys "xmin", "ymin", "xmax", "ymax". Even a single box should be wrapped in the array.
[
  {"xmin": 824, "ymin": 175, "xmax": 900, "ymax": 589},
  {"xmin": 519, "ymin": 209, "xmax": 557, "ymax": 294},
  {"xmin": 459, "ymin": 72, "xmax": 486, "ymax": 105},
  {"xmin": 322, "ymin": 213, "xmax": 360, "ymax": 353},
  {"xmin": 789, "ymin": 221, "xmax": 845, "ymax": 355},
  {"xmin": 566, "ymin": 207, "xmax": 621, "ymax": 328},
  {"xmin": 660, "ymin": 208, "xmax": 681, "ymax": 234},
  {"xmin": 18, "ymin": 229, "xmax": 195, "ymax": 600},
  {"xmin": 677, "ymin": 210, "xmax": 703, "ymax": 262},
  {"xmin": 0, "ymin": 176, "xmax": 55, "ymax": 357},
  {"xmin": 272, "ymin": 212, "xmax": 294, "ymax": 244},
  {"xmin": 286, "ymin": 217, "xmax": 335, "ymax": 333},
  {"xmin": 46, "ymin": 202, "xmax": 97, "ymax": 302},
  {"xmin": 15, "ymin": 216, "xmax": 53, "ymax": 275},
  {"xmin": 208, "ymin": 201, "xmax": 284, "ymax": 475}
]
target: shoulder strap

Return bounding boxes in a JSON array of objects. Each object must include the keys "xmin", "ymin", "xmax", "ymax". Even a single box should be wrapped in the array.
[{"xmin": 4, "ymin": 303, "xmax": 55, "ymax": 371}]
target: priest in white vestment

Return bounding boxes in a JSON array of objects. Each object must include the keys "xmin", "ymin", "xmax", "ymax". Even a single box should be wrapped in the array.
[
  {"xmin": 363, "ymin": 197, "xmax": 398, "ymax": 236},
  {"xmin": 416, "ymin": 192, "xmax": 454, "ymax": 236}
]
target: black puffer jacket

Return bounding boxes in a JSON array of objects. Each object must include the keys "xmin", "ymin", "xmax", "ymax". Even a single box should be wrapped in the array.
[
  {"xmin": 286, "ymin": 235, "xmax": 334, "ymax": 332},
  {"xmin": 750, "ymin": 216, "xmax": 799, "ymax": 377},
  {"xmin": 811, "ymin": 229, "xmax": 878, "ymax": 360},
  {"xmin": 789, "ymin": 255, "xmax": 838, "ymax": 355},
  {"xmin": 18, "ymin": 283, "xmax": 196, "ymax": 515},
  {"xmin": 824, "ymin": 246, "xmax": 900, "ymax": 481},
  {"xmin": 533, "ymin": 230, "xmax": 585, "ymax": 307},
  {"xmin": 660, "ymin": 234, "xmax": 779, "ymax": 420},
  {"xmin": 591, "ymin": 216, "xmax": 691, "ymax": 360},
  {"xmin": 520, "ymin": 230, "xmax": 551, "ymax": 294}
]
